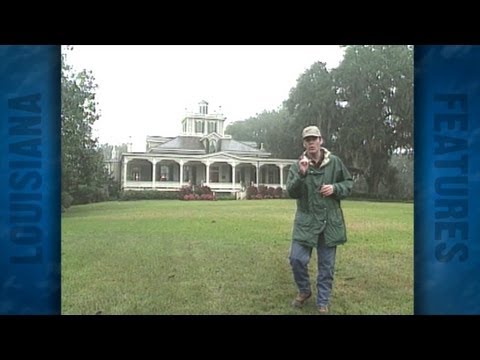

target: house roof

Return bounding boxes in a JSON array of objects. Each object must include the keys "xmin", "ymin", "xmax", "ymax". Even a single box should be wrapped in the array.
[
  {"xmin": 148, "ymin": 135, "xmax": 270, "ymax": 157},
  {"xmin": 220, "ymin": 139, "xmax": 268, "ymax": 155},
  {"xmin": 150, "ymin": 136, "xmax": 206, "ymax": 153}
]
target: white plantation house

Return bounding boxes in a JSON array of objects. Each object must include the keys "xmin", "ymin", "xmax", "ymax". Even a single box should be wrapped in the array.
[{"xmin": 107, "ymin": 101, "xmax": 295, "ymax": 194}]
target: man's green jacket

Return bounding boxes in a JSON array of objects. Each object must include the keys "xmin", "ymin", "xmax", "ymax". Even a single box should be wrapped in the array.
[{"xmin": 286, "ymin": 148, "xmax": 353, "ymax": 248}]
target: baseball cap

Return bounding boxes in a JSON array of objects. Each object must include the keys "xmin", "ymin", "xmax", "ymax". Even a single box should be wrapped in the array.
[{"xmin": 302, "ymin": 125, "xmax": 321, "ymax": 139}]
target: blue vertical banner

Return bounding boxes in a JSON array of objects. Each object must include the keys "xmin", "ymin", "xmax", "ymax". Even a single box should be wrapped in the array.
[
  {"xmin": 0, "ymin": 46, "xmax": 61, "ymax": 314},
  {"xmin": 415, "ymin": 45, "xmax": 480, "ymax": 314}
]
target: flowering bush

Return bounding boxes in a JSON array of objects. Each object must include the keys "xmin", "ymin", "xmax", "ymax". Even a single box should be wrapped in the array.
[
  {"xmin": 246, "ymin": 186, "xmax": 258, "ymax": 199},
  {"xmin": 246, "ymin": 185, "xmax": 284, "ymax": 200},
  {"xmin": 180, "ymin": 185, "xmax": 216, "ymax": 201}
]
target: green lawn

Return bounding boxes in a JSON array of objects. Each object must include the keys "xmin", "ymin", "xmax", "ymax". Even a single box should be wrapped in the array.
[{"xmin": 61, "ymin": 199, "xmax": 413, "ymax": 315}]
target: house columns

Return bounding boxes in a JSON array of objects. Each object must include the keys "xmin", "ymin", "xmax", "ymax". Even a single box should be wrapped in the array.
[
  {"xmin": 123, "ymin": 158, "xmax": 130, "ymax": 188},
  {"xmin": 179, "ymin": 160, "xmax": 184, "ymax": 187},
  {"xmin": 152, "ymin": 158, "xmax": 157, "ymax": 188},
  {"xmin": 279, "ymin": 164, "xmax": 284, "ymax": 188},
  {"xmin": 205, "ymin": 162, "xmax": 210, "ymax": 185},
  {"xmin": 231, "ymin": 162, "xmax": 236, "ymax": 189}
]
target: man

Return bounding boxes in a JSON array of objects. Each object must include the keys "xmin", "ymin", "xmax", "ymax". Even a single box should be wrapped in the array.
[{"xmin": 286, "ymin": 125, "xmax": 353, "ymax": 314}]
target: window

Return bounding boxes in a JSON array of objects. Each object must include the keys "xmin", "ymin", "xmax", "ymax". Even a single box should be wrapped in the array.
[
  {"xmin": 160, "ymin": 165, "xmax": 169, "ymax": 181},
  {"xmin": 195, "ymin": 120, "xmax": 204, "ymax": 133},
  {"xmin": 209, "ymin": 140, "xmax": 216, "ymax": 153},
  {"xmin": 183, "ymin": 165, "xmax": 190, "ymax": 182},
  {"xmin": 210, "ymin": 166, "xmax": 219, "ymax": 182},
  {"xmin": 267, "ymin": 167, "xmax": 278, "ymax": 184},
  {"xmin": 208, "ymin": 121, "xmax": 217, "ymax": 133},
  {"xmin": 132, "ymin": 167, "xmax": 140, "ymax": 181}
]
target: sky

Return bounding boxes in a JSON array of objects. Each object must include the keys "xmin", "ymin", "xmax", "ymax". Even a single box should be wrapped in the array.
[{"xmin": 63, "ymin": 45, "xmax": 345, "ymax": 152}]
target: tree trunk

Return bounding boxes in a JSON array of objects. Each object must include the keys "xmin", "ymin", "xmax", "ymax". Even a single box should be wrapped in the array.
[{"xmin": 366, "ymin": 173, "xmax": 381, "ymax": 197}]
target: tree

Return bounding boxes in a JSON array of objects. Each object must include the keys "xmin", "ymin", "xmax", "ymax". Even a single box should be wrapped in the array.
[
  {"xmin": 99, "ymin": 143, "xmax": 128, "ymax": 161},
  {"xmin": 61, "ymin": 47, "xmax": 110, "ymax": 209},
  {"xmin": 333, "ymin": 45, "xmax": 413, "ymax": 195},
  {"xmin": 284, "ymin": 62, "xmax": 340, "ymax": 152},
  {"xmin": 225, "ymin": 108, "xmax": 294, "ymax": 158},
  {"xmin": 226, "ymin": 63, "xmax": 341, "ymax": 161},
  {"xmin": 227, "ymin": 46, "xmax": 414, "ymax": 198}
]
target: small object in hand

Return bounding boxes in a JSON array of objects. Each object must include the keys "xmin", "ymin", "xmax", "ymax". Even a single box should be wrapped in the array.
[
  {"xmin": 300, "ymin": 155, "xmax": 308, "ymax": 166},
  {"xmin": 320, "ymin": 183, "xmax": 325, "ymax": 197}
]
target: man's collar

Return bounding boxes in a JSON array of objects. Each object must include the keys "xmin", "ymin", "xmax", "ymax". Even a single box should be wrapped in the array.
[{"xmin": 304, "ymin": 147, "xmax": 331, "ymax": 168}]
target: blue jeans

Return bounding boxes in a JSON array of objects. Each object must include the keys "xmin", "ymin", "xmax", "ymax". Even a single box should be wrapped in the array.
[{"xmin": 289, "ymin": 233, "xmax": 337, "ymax": 307}]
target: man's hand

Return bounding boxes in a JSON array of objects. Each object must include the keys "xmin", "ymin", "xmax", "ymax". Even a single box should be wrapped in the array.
[
  {"xmin": 299, "ymin": 155, "xmax": 309, "ymax": 175},
  {"xmin": 319, "ymin": 184, "xmax": 334, "ymax": 197}
]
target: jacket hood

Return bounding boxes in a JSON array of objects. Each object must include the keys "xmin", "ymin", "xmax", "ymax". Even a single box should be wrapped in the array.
[{"xmin": 303, "ymin": 147, "xmax": 331, "ymax": 168}]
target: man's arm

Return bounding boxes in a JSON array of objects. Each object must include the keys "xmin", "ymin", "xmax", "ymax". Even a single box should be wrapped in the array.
[
  {"xmin": 332, "ymin": 158, "xmax": 353, "ymax": 200},
  {"xmin": 286, "ymin": 161, "xmax": 305, "ymax": 199}
]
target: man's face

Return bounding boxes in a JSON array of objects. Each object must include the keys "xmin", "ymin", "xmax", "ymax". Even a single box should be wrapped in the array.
[{"xmin": 303, "ymin": 136, "xmax": 322, "ymax": 155}]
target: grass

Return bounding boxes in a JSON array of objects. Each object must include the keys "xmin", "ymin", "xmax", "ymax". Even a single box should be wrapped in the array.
[{"xmin": 61, "ymin": 199, "xmax": 413, "ymax": 315}]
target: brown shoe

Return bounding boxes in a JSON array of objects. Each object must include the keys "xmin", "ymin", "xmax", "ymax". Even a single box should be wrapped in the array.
[
  {"xmin": 291, "ymin": 292, "xmax": 312, "ymax": 308},
  {"xmin": 318, "ymin": 305, "xmax": 329, "ymax": 314}
]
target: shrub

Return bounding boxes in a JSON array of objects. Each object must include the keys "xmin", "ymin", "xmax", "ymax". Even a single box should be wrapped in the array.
[
  {"xmin": 273, "ymin": 187, "xmax": 283, "ymax": 199},
  {"xmin": 120, "ymin": 191, "xmax": 180, "ymax": 201},
  {"xmin": 215, "ymin": 193, "xmax": 236, "ymax": 200},
  {"xmin": 61, "ymin": 191, "xmax": 73, "ymax": 211},
  {"xmin": 257, "ymin": 185, "xmax": 268, "ymax": 197},
  {"xmin": 179, "ymin": 185, "xmax": 193, "ymax": 199},
  {"xmin": 246, "ymin": 186, "xmax": 257, "ymax": 199},
  {"xmin": 180, "ymin": 185, "xmax": 215, "ymax": 200},
  {"xmin": 246, "ymin": 185, "xmax": 285, "ymax": 200},
  {"xmin": 72, "ymin": 185, "xmax": 108, "ymax": 205}
]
